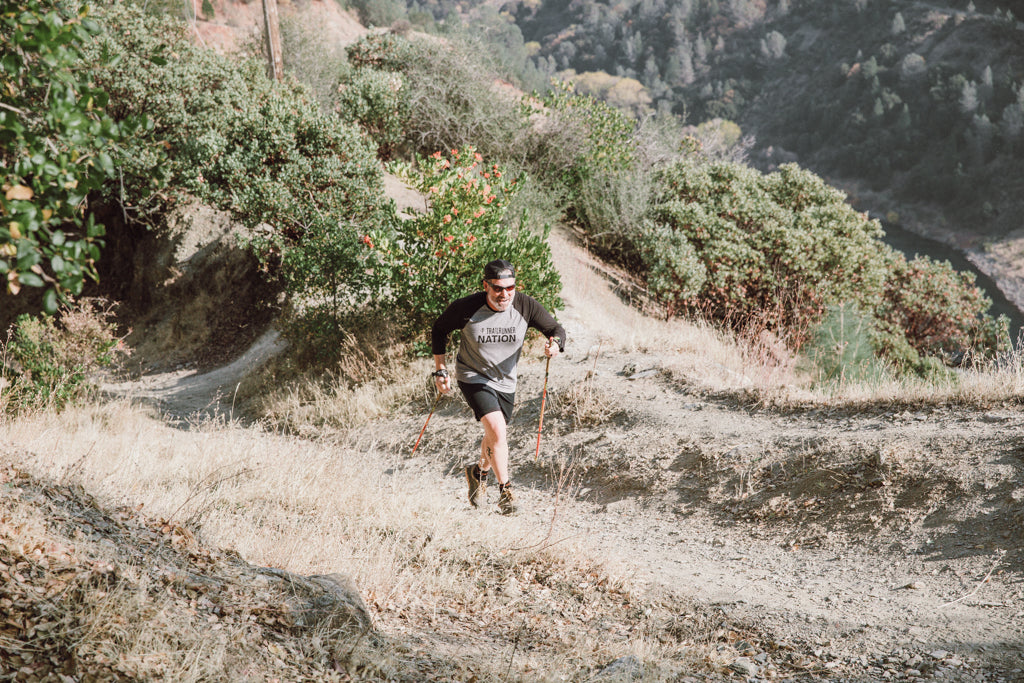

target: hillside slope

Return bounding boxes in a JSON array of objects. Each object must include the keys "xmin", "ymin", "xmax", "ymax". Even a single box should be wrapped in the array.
[
  {"xmin": 189, "ymin": 0, "xmax": 366, "ymax": 53},
  {"xmin": 3, "ymin": 4, "xmax": 1023, "ymax": 678},
  {"xmin": 43, "ymin": 225, "xmax": 1024, "ymax": 680},
  {"xmin": 374, "ymin": 228, "xmax": 1024, "ymax": 676}
]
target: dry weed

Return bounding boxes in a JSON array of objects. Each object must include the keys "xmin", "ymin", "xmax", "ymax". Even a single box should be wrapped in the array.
[
  {"xmin": 549, "ymin": 372, "xmax": 624, "ymax": 429},
  {"xmin": 240, "ymin": 321, "xmax": 425, "ymax": 434}
]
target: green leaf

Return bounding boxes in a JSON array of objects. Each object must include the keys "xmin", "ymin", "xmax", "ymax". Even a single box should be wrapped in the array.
[
  {"xmin": 41, "ymin": 287, "xmax": 58, "ymax": 313},
  {"xmin": 20, "ymin": 272, "xmax": 44, "ymax": 288},
  {"xmin": 96, "ymin": 152, "xmax": 114, "ymax": 175}
]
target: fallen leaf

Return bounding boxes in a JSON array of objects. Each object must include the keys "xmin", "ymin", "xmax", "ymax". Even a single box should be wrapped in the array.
[{"xmin": 5, "ymin": 185, "xmax": 33, "ymax": 201}]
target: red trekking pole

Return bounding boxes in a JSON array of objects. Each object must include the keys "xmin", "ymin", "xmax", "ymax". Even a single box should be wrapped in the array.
[
  {"xmin": 534, "ymin": 355, "xmax": 551, "ymax": 461},
  {"xmin": 411, "ymin": 391, "xmax": 441, "ymax": 456}
]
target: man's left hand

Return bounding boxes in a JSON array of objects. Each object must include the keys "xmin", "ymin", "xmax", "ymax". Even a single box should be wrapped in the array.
[{"xmin": 545, "ymin": 337, "xmax": 561, "ymax": 358}]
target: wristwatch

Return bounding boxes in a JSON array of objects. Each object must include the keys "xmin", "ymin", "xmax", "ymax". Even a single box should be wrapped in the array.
[{"xmin": 431, "ymin": 369, "xmax": 449, "ymax": 378}]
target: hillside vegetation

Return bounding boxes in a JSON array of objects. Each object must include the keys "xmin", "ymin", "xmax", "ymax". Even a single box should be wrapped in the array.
[
  {"xmin": 2, "ymin": 0, "xmax": 1015, "ymax": 396},
  {"xmin": 376, "ymin": 0, "xmax": 1023, "ymax": 250},
  {"xmin": 1, "ymin": 0, "xmax": 1024, "ymax": 679}
]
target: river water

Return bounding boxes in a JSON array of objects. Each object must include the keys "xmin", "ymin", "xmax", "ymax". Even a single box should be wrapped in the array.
[{"xmin": 880, "ymin": 220, "xmax": 1024, "ymax": 346}]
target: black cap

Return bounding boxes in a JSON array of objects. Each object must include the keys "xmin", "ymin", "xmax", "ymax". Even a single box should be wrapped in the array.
[{"xmin": 483, "ymin": 259, "xmax": 515, "ymax": 280}]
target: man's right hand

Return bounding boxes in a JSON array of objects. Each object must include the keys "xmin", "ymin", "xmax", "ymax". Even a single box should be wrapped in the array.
[{"xmin": 433, "ymin": 369, "xmax": 451, "ymax": 394}]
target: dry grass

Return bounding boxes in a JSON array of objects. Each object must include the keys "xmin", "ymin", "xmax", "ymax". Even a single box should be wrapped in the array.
[
  {"xmin": 239, "ymin": 321, "xmax": 429, "ymax": 436},
  {"xmin": 655, "ymin": 312, "xmax": 1024, "ymax": 411},
  {"xmin": 0, "ymin": 400, "xmax": 747, "ymax": 681},
  {"xmin": 4, "ymin": 229, "xmax": 1023, "ymax": 678},
  {"xmin": 549, "ymin": 230, "xmax": 1024, "ymax": 409},
  {"xmin": 787, "ymin": 349, "xmax": 1024, "ymax": 409},
  {"xmin": 549, "ymin": 372, "xmax": 626, "ymax": 429}
]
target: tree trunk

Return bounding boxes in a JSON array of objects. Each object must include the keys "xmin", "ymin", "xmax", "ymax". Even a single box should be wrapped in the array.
[{"xmin": 262, "ymin": 0, "xmax": 283, "ymax": 81}]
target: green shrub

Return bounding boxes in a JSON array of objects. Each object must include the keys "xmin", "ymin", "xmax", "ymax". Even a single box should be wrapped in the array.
[
  {"xmin": 644, "ymin": 161, "xmax": 890, "ymax": 344},
  {"xmin": 634, "ymin": 220, "xmax": 706, "ymax": 318},
  {"xmin": 342, "ymin": 33, "xmax": 525, "ymax": 161},
  {"xmin": 335, "ymin": 67, "xmax": 409, "ymax": 159},
  {"xmin": 1, "ymin": 0, "xmax": 128, "ymax": 312},
  {"xmin": 89, "ymin": 5, "xmax": 385, "ymax": 232},
  {"xmin": 345, "ymin": 33, "xmax": 415, "ymax": 72},
  {"xmin": 1, "ymin": 300, "xmax": 124, "ymax": 413},
  {"xmin": 635, "ymin": 158, "xmax": 1006, "ymax": 371},
  {"xmin": 359, "ymin": 148, "xmax": 561, "ymax": 330},
  {"xmin": 84, "ymin": 5, "xmax": 391, "ymax": 347},
  {"xmin": 803, "ymin": 303, "xmax": 890, "ymax": 385},
  {"xmin": 874, "ymin": 254, "xmax": 1008, "ymax": 370}
]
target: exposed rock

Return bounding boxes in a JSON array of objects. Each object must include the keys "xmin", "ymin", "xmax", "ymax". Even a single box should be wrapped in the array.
[
  {"xmin": 595, "ymin": 655, "xmax": 642, "ymax": 680},
  {"xmin": 729, "ymin": 656, "xmax": 758, "ymax": 677},
  {"xmin": 255, "ymin": 567, "xmax": 373, "ymax": 636}
]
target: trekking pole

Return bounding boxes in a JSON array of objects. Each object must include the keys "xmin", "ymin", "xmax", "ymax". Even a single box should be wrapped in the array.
[
  {"xmin": 534, "ymin": 355, "xmax": 551, "ymax": 461},
  {"xmin": 411, "ymin": 391, "xmax": 441, "ymax": 456}
]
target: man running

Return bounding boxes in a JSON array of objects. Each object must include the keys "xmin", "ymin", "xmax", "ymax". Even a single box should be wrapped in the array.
[{"xmin": 431, "ymin": 259, "xmax": 566, "ymax": 515}]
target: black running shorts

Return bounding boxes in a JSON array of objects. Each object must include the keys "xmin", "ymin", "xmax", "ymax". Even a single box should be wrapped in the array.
[{"xmin": 458, "ymin": 381, "xmax": 514, "ymax": 423}]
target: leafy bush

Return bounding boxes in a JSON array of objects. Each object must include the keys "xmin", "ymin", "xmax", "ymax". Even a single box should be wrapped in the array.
[
  {"xmin": 88, "ymin": 5, "xmax": 385, "ymax": 231},
  {"xmin": 335, "ymin": 67, "xmax": 409, "ymax": 159},
  {"xmin": 1, "ymin": 300, "xmax": 124, "ymax": 413},
  {"xmin": 633, "ymin": 220, "xmax": 706, "ymax": 318},
  {"xmin": 530, "ymin": 82, "xmax": 647, "ymax": 253},
  {"xmin": 360, "ymin": 147, "xmax": 561, "ymax": 329},
  {"xmin": 83, "ymin": 5, "xmax": 391, "ymax": 347},
  {"xmin": 874, "ymin": 254, "xmax": 1008, "ymax": 370},
  {"xmin": 342, "ymin": 33, "xmax": 525, "ymax": 161},
  {"xmin": 1, "ymin": 0, "xmax": 129, "ymax": 311},
  {"xmin": 644, "ymin": 161, "xmax": 890, "ymax": 345},
  {"xmin": 635, "ymin": 158, "xmax": 1006, "ymax": 371}
]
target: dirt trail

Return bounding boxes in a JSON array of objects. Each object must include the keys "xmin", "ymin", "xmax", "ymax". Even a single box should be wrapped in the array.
[
  {"xmin": 380, "ymin": 231, "xmax": 1024, "ymax": 679},
  {"xmin": 546, "ymin": 231, "xmax": 1024, "ymax": 676},
  {"xmin": 116, "ymin": 227, "xmax": 1024, "ymax": 679},
  {"xmin": 101, "ymin": 329, "xmax": 286, "ymax": 420}
]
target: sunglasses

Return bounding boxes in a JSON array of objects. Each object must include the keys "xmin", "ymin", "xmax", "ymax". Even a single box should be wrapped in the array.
[{"xmin": 486, "ymin": 281, "xmax": 516, "ymax": 293}]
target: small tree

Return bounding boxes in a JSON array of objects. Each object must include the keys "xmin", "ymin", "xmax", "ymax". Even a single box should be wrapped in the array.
[
  {"xmin": 960, "ymin": 80, "xmax": 979, "ymax": 114},
  {"xmin": 360, "ymin": 148, "xmax": 562, "ymax": 329},
  {"xmin": 760, "ymin": 30, "xmax": 787, "ymax": 60},
  {"xmin": 1, "ymin": 0, "xmax": 125, "ymax": 313},
  {"xmin": 891, "ymin": 12, "xmax": 905, "ymax": 35},
  {"xmin": 899, "ymin": 53, "xmax": 927, "ymax": 82}
]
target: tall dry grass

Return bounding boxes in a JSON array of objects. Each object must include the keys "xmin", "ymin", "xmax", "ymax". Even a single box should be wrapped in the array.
[{"xmin": 2, "ymin": 399, "xmax": 709, "ymax": 680}]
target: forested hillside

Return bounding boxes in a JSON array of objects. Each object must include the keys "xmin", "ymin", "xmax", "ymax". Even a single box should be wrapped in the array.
[
  {"xmin": 2, "ymin": 0, "xmax": 1016, "ymax": 411},
  {"xmin": 374, "ymin": 0, "xmax": 1024, "ymax": 244}
]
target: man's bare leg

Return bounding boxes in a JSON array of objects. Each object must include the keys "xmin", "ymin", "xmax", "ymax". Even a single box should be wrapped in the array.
[{"xmin": 479, "ymin": 411, "xmax": 510, "ymax": 485}]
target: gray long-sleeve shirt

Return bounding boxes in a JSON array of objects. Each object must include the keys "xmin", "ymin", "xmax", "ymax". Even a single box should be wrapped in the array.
[{"xmin": 431, "ymin": 291, "xmax": 566, "ymax": 393}]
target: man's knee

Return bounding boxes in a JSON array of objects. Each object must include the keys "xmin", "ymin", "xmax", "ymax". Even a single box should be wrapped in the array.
[{"xmin": 480, "ymin": 411, "xmax": 507, "ymax": 441}]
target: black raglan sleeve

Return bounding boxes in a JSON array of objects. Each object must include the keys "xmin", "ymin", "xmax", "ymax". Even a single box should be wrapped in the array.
[
  {"xmin": 431, "ymin": 292, "xmax": 486, "ymax": 356},
  {"xmin": 516, "ymin": 294, "xmax": 567, "ymax": 352}
]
